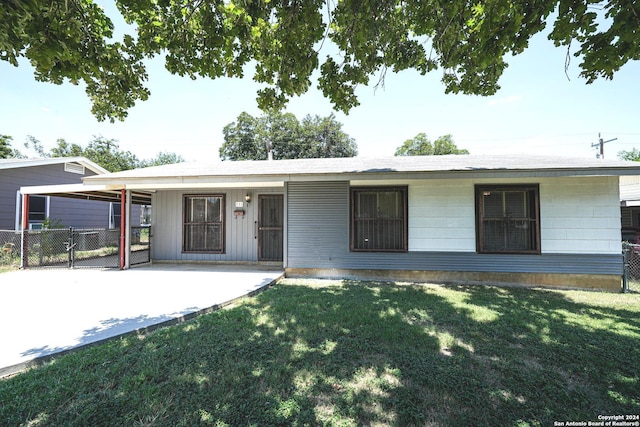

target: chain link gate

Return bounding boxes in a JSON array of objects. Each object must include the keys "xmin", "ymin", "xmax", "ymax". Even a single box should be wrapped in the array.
[{"xmin": 19, "ymin": 226, "xmax": 150, "ymax": 269}]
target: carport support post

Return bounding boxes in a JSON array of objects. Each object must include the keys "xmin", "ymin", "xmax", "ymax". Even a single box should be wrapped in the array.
[
  {"xmin": 125, "ymin": 189, "xmax": 132, "ymax": 269},
  {"xmin": 21, "ymin": 194, "xmax": 29, "ymax": 268},
  {"xmin": 118, "ymin": 189, "xmax": 132, "ymax": 270},
  {"xmin": 119, "ymin": 189, "xmax": 126, "ymax": 270}
]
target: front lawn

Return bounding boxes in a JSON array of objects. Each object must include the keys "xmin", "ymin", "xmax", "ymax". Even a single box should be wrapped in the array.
[{"xmin": 1, "ymin": 279, "xmax": 639, "ymax": 426}]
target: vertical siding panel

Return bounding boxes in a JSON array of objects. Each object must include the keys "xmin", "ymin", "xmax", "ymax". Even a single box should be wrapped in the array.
[
  {"xmin": 153, "ymin": 188, "xmax": 281, "ymax": 262},
  {"xmin": 287, "ymin": 181, "xmax": 350, "ymax": 268}
]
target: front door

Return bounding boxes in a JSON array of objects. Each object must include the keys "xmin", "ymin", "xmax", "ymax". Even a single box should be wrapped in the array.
[{"xmin": 258, "ymin": 195, "xmax": 283, "ymax": 261}]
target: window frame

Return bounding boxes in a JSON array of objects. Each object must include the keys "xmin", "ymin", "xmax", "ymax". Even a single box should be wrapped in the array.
[
  {"xmin": 182, "ymin": 194, "xmax": 226, "ymax": 254},
  {"xmin": 475, "ymin": 184, "xmax": 541, "ymax": 255},
  {"xmin": 350, "ymin": 186, "xmax": 408, "ymax": 252}
]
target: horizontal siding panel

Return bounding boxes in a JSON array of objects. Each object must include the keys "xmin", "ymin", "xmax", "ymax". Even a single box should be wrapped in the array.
[
  {"xmin": 1, "ymin": 164, "xmax": 103, "ymax": 229},
  {"xmin": 289, "ymin": 251, "xmax": 622, "ymax": 275},
  {"xmin": 409, "ymin": 239, "xmax": 472, "ymax": 252},
  {"xmin": 409, "ymin": 227, "xmax": 475, "ymax": 240}
]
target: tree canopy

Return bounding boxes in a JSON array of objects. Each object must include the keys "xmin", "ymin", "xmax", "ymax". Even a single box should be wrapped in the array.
[
  {"xmin": 3, "ymin": 0, "xmax": 638, "ymax": 122},
  {"xmin": 0, "ymin": 135, "xmax": 18, "ymax": 159},
  {"xmin": 219, "ymin": 112, "xmax": 358, "ymax": 160},
  {"xmin": 618, "ymin": 148, "xmax": 640, "ymax": 162},
  {"xmin": 10, "ymin": 135, "xmax": 184, "ymax": 171},
  {"xmin": 395, "ymin": 134, "xmax": 469, "ymax": 156}
]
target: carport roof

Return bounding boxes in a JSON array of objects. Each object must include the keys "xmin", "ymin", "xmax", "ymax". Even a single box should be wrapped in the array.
[{"xmin": 20, "ymin": 183, "xmax": 152, "ymax": 204}]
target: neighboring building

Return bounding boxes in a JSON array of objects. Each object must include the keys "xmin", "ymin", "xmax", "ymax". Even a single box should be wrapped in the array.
[
  {"xmin": 620, "ymin": 175, "xmax": 640, "ymax": 242},
  {"xmin": 0, "ymin": 157, "xmax": 138, "ymax": 230},
  {"xmin": 23, "ymin": 154, "xmax": 640, "ymax": 291}
]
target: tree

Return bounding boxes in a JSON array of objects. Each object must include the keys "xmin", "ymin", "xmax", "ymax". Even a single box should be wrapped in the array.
[
  {"xmin": 220, "ymin": 112, "xmax": 264, "ymax": 161},
  {"xmin": 618, "ymin": 149, "xmax": 640, "ymax": 162},
  {"xmin": 14, "ymin": 135, "xmax": 183, "ymax": 171},
  {"xmin": 49, "ymin": 139, "xmax": 84, "ymax": 157},
  {"xmin": 82, "ymin": 137, "xmax": 140, "ymax": 172},
  {"xmin": 1, "ymin": 0, "xmax": 148, "ymax": 122},
  {"xmin": 300, "ymin": 114, "xmax": 358, "ymax": 158},
  {"xmin": 0, "ymin": 135, "xmax": 25, "ymax": 159},
  {"xmin": 1, "ymin": 135, "xmax": 15, "ymax": 159},
  {"xmin": 219, "ymin": 112, "xmax": 357, "ymax": 160},
  {"xmin": 3, "ymin": 1, "xmax": 637, "ymax": 122},
  {"xmin": 395, "ymin": 134, "xmax": 469, "ymax": 156},
  {"xmin": 139, "ymin": 151, "xmax": 186, "ymax": 167}
]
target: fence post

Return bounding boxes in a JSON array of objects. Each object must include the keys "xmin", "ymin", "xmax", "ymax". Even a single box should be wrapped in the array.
[
  {"xmin": 622, "ymin": 243, "xmax": 630, "ymax": 293},
  {"xmin": 21, "ymin": 194, "xmax": 29, "ymax": 268},
  {"xmin": 67, "ymin": 227, "xmax": 74, "ymax": 269}
]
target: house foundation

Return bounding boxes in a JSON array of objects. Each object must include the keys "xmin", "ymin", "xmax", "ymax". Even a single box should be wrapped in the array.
[{"xmin": 285, "ymin": 268, "xmax": 622, "ymax": 292}]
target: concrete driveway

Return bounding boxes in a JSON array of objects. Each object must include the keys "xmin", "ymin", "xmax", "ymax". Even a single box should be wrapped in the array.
[{"xmin": 0, "ymin": 263, "xmax": 283, "ymax": 377}]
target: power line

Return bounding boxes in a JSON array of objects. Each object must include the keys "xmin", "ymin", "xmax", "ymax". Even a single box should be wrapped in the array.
[{"xmin": 591, "ymin": 133, "xmax": 617, "ymax": 159}]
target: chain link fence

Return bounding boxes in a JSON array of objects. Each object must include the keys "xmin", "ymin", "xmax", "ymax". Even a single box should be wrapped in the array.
[
  {"xmin": 0, "ymin": 230, "xmax": 22, "ymax": 270},
  {"xmin": 130, "ymin": 226, "xmax": 151, "ymax": 266},
  {"xmin": 622, "ymin": 241, "xmax": 640, "ymax": 293},
  {"xmin": 23, "ymin": 227, "xmax": 120, "ymax": 268},
  {"xmin": 1, "ymin": 227, "xmax": 150, "ymax": 270}
]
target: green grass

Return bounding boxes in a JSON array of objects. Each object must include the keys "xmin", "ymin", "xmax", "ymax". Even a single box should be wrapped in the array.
[{"xmin": 1, "ymin": 279, "xmax": 639, "ymax": 426}]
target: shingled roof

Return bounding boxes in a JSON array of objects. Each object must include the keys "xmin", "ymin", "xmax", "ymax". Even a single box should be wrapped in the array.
[{"xmin": 82, "ymin": 154, "xmax": 640, "ymax": 185}]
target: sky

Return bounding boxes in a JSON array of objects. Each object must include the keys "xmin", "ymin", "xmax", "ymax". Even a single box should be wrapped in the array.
[{"xmin": 1, "ymin": 4, "xmax": 639, "ymax": 163}]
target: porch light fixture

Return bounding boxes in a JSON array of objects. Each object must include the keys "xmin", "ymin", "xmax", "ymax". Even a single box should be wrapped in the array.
[{"xmin": 245, "ymin": 193, "xmax": 252, "ymax": 203}]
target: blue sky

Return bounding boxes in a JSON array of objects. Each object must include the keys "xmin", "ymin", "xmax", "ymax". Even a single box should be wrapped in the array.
[{"xmin": 1, "ymin": 4, "xmax": 639, "ymax": 162}]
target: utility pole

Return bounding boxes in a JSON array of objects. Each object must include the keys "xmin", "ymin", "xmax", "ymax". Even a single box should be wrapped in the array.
[{"xmin": 592, "ymin": 133, "xmax": 617, "ymax": 159}]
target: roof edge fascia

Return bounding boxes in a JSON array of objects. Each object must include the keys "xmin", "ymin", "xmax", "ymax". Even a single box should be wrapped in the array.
[{"xmin": 0, "ymin": 156, "xmax": 108, "ymax": 175}]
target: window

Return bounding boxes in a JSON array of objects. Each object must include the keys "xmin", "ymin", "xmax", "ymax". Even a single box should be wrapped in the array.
[
  {"xmin": 29, "ymin": 195, "xmax": 47, "ymax": 223},
  {"xmin": 631, "ymin": 208, "xmax": 640, "ymax": 228},
  {"xmin": 109, "ymin": 202, "xmax": 121, "ymax": 229},
  {"xmin": 183, "ymin": 195, "xmax": 225, "ymax": 253},
  {"xmin": 351, "ymin": 187, "xmax": 407, "ymax": 252},
  {"xmin": 475, "ymin": 184, "xmax": 540, "ymax": 254}
]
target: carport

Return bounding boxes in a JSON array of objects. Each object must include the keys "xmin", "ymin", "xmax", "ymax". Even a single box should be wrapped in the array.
[
  {"xmin": 19, "ymin": 183, "xmax": 153, "ymax": 269},
  {"xmin": 0, "ymin": 263, "xmax": 284, "ymax": 377}
]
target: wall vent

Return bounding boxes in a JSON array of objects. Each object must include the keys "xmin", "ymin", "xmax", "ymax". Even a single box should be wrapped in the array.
[{"xmin": 64, "ymin": 162, "xmax": 85, "ymax": 175}]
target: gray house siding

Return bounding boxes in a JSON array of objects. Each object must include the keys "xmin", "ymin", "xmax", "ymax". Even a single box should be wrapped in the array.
[
  {"xmin": 47, "ymin": 196, "xmax": 110, "ymax": 229},
  {"xmin": 287, "ymin": 181, "xmax": 350, "ymax": 267},
  {"xmin": 152, "ymin": 187, "xmax": 283, "ymax": 262},
  {"xmin": 1, "ymin": 162, "xmax": 140, "ymax": 230},
  {"xmin": 1, "ymin": 163, "xmax": 103, "ymax": 229},
  {"xmin": 286, "ymin": 181, "xmax": 622, "ymax": 276}
]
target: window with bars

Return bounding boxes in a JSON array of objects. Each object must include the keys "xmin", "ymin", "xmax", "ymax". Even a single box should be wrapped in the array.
[
  {"xmin": 351, "ymin": 187, "xmax": 407, "ymax": 252},
  {"xmin": 475, "ymin": 184, "xmax": 540, "ymax": 254},
  {"xmin": 183, "ymin": 195, "xmax": 225, "ymax": 253}
]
